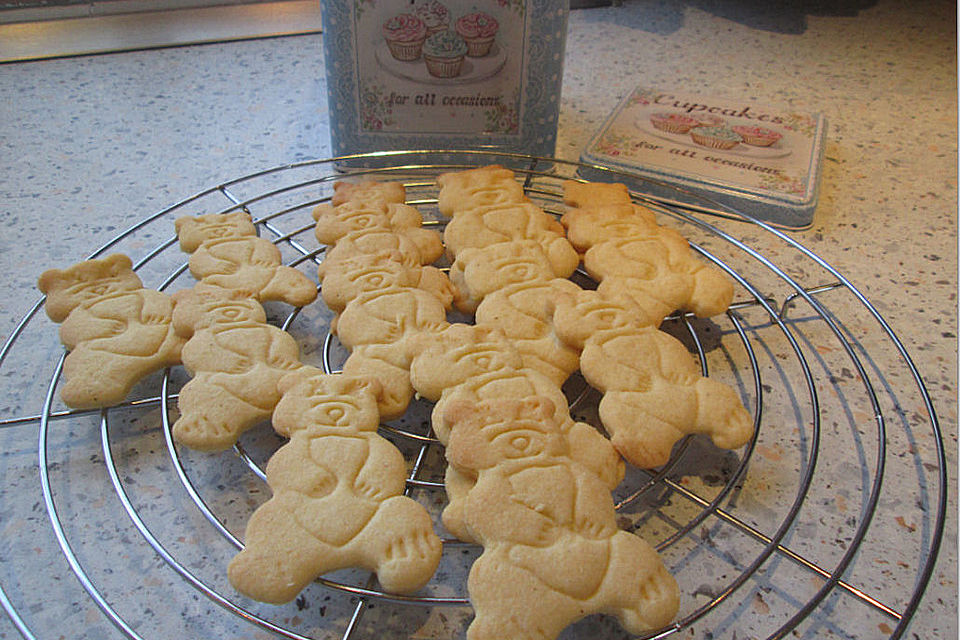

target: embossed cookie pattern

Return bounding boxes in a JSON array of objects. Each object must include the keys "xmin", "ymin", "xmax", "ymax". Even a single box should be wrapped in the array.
[{"xmin": 38, "ymin": 253, "xmax": 184, "ymax": 409}]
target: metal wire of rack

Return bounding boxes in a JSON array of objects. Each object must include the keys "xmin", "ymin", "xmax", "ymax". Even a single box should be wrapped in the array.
[{"xmin": 0, "ymin": 150, "xmax": 947, "ymax": 640}]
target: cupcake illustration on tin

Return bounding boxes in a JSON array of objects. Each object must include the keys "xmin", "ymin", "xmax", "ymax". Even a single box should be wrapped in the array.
[
  {"xmin": 382, "ymin": 13, "xmax": 428, "ymax": 61},
  {"xmin": 731, "ymin": 125, "xmax": 783, "ymax": 147},
  {"xmin": 690, "ymin": 126, "xmax": 743, "ymax": 150},
  {"xmin": 455, "ymin": 11, "xmax": 499, "ymax": 57},
  {"xmin": 415, "ymin": 0, "xmax": 450, "ymax": 35},
  {"xmin": 422, "ymin": 29, "xmax": 468, "ymax": 78}
]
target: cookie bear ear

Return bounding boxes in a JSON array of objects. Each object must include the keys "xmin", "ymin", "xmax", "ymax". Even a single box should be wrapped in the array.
[
  {"xmin": 342, "ymin": 375, "xmax": 384, "ymax": 404},
  {"xmin": 37, "ymin": 267, "xmax": 65, "ymax": 296},
  {"xmin": 523, "ymin": 396, "xmax": 556, "ymax": 421},
  {"xmin": 277, "ymin": 366, "xmax": 316, "ymax": 396},
  {"xmin": 104, "ymin": 253, "xmax": 134, "ymax": 276}
]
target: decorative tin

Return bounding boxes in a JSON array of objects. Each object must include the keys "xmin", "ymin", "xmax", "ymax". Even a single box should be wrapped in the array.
[
  {"xmin": 579, "ymin": 87, "xmax": 827, "ymax": 229},
  {"xmin": 320, "ymin": 0, "xmax": 569, "ymax": 166}
]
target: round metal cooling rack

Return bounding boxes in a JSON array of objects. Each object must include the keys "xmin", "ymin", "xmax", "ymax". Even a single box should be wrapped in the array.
[{"xmin": 0, "ymin": 150, "xmax": 946, "ymax": 640}]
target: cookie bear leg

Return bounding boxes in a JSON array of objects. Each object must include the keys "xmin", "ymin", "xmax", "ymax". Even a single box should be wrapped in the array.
[
  {"xmin": 356, "ymin": 495, "xmax": 442, "ymax": 594},
  {"xmin": 60, "ymin": 349, "xmax": 149, "ymax": 408},
  {"xmin": 341, "ymin": 350, "xmax": 414, "ymax": 421},
  {"xmin": 228, "ymin": 498, "xmax": 332, "ymax": 604},
  {"xmin": 598, "ymin": 391, "xmax": 686, "ymax": 468},
  {"xmin": 599, "ymin": 531, "xmax": 679, "ymax": 634},
  {"xmin": 694, "ymin": 377, "xmax": 753, "ymax": 449},
  {"xmin": 173, "ymin": 376, "xmax": 271, "ymax": 451},
  {"xmin": 262, "ymin": 266, "xmax": 318, "ymax": 308},
  {"xmin": 466, "ymin": 551, "xmax": 575, "ymax": 640},
  {"xmin": 440, "ymin": 465, "xmax": 478, "ymax": 543}
]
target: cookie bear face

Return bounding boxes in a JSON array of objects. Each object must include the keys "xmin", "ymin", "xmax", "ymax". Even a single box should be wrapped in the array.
[
  {"xmin": 407, "ymin": 324, "xmax": 525, "ymax": 401},
  {"xmin": 38, "ymin": 253, "xmax": 144, "ymax": 322},
  {"xmin": 171, "ymin": 288, "xmax": 267, "ymax": 337},
  {"xmin": 313, "ymin": 202, "xmax": 424, "ymax": 246},
  {"xmin": 330, "ymin": 179, "xmax": 406, "ymax": 208},
  {"xmin": 552, "ymin": 289, "xmax": 648, "ymax": 349},
  {"xmin": 175, "ymin": 211, "xmax": 257, "ymax": 253},
  {"xmin": 318, "ymin": 251, "xmax": 422, "ymax": 313},
  {"xmin": 444, "ymin": 396, "xmax": 567, "ymax": 472},
  {"xmin": 450, "ymin": 240, "xmax": 557, "ymax": 312},
  {"xmin": 273, "ymin": 368, "xmax": 383, "ymax": 437}
]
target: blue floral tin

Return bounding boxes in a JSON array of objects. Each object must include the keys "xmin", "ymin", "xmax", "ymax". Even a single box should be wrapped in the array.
[{"xmin": 320, "ymin": 0, "xmax": 569, "ymax": 166}]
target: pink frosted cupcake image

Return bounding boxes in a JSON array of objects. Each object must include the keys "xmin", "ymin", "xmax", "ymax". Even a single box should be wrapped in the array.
[
  {"xmin": 649, "ymin": 112, "xmax": 700, "ymax": 134},
  {"xmin": 455, "ymin": 11, "xmax": 499, "ymax": 57},
  {"xmin": 382, "ymin": 14, "xmax": 428, "ymax": 61},
  {"xmin": 422, "ymin": 30, "xmax": 468, "ymax": 78},
  {"xmin": 690, "ymin": 126, "xmax": 743, "ymax": 150},
  {"xmin": 415, "ymin": 0, "xmax": 450, "ymax": 35},
  {"xmin": 731, "ymin": 125, "xmax": 783, "ymax": 146}
]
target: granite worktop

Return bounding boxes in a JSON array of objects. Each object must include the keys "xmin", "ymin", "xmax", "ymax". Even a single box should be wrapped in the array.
[{"xmin": 0, "ymin": 1, "xmax": 955, "ymax": 639}]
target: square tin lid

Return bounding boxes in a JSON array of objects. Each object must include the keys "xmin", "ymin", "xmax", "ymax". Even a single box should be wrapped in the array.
[{"xmin": 579, "ymin": 87, "xmax": 827, "ymax": 229}]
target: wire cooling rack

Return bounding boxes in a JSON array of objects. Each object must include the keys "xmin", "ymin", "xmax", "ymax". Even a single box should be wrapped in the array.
[{"xmin": 0, "ymin": 150, "xmax": 947, "ymax": 640}]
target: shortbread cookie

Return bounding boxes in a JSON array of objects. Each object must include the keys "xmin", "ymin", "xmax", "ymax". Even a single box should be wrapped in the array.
[
  {"xmin": 562, "ymin": 179, "xmax": 632, "ymax": 208},
  {"xmin": 317, "ymin": 250, "xmax": 455, "ymax": 318},
  {"xmin": 38, "ymin": 253, "xmax": 184, "ymax": 408},
  {"xmin": 406, "ymin": 323, "xmax": 624, "ymax": 541},
  {"xmin": 170, "ymin": 287, "xmax": 304, "ymax": 451},
  {"xmin": 175, "ymin": 210, "xmax": 258, "ymax": 253},
  {"xmin": 330, "ymin": 179, "xmax": 407, "ymax": 208},
  {"xmin": 176, "ymin": 211, "xmax": 317, "ymax": 307},
  {"xmin": 455, "ymin": 240, "xmax": 584, "ymax": 385},
  {"xmin": 448, "ymin": 239, "xmax": 575, "ymax": 314},
  {"xmin": 435, "ymin": 165, "xmax": 528, "ymax": 216},
  {"xmin": 320, "ymin": 227, "xmax": 444, "ymax": 270},
  {"xmin": 336, "ymin": 285, "xmax": 451, "ymax": 419},
  {"xmin": 441, "ymin": 201, "xmax": 580, "ymax": 277},
  {"xmin": 553, "ymin": 289, "xmax": 753, "ymax": 468},
  {"xmin": 561, "ymin": 181, "xmax": 734, "ymax": 321},
  {"xmin": 228, "ymin": 369, "xmax": 442, "ymax": 603},
  {"xmin": 312, "ymin": 200, "xmax": 427, "ymax": 246},
  {"xmin": 444, "ymin": 396, "xmax": 680, "ymax": 639}
]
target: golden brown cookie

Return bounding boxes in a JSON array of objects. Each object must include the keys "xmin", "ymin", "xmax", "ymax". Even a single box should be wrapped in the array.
[
  {"xmin": 228, "ymin": 369, "xmax": 442, "ymax": 603},
  {"xmin": 553, "ymin": 288, "xmax": 753, "ymax": 468},
  {"xmin": 436, "ymin": 165, "xmax": 528, "ymax": 216},
  {"xmin": 170, "ymin": 287, "xmax": 304, "ymax": 451},
  {"xmin": 38, "ymin": 253, "xmax": 184, "ymax": 408},
  {"xmin": 444, "ymin": 396, "xmax": 680, "ymax": 639},
  {"xmin": 441, "ymin": 201, "xmax": 580, "ymax": 277}
]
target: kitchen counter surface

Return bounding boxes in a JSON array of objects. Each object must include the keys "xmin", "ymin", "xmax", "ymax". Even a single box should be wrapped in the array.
[{"xmin": 0, "ymin": 1, "xmax": 955, "ymax": 639}]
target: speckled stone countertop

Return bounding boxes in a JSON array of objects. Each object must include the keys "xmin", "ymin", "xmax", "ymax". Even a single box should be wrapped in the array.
[{"xmin": 0, "ymin": 1, "xmax": 955, "ymax": 639}]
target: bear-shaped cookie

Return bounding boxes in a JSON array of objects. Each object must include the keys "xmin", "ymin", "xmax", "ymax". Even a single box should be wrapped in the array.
[
  {"xmin": 560, "ymin": 181, "xmax": 734, "ymax": 321},
  {"xmin": 170, "ymin": 287, "xmax": 304, "ymax": 451},
  {"xmin": 406, "ymin": 323, "xmax": 623, "ymax": 541},
  {"xmin": 38, "ymin": 253, "xmax": 184, "ymax": 408},
  {"xmin": 444, "ymin": 396, "xmax": 680, "ymax": 640},
  {"xmin": 317, "ymin": 250, "xmax": 455, "ymax": 319},
  {"xmin": 435, "ymin": 165, "xmax": 528, "ymax": 216},
  {"xmin": 441, "ymin": 201, "xmax": 580, "ymax": 277},
  {"xmin": 553, "ymin": 289, "xmax": 754, "ymax": 468},
  {"xmin": 228, "ymin": 369, "xmax": 442, "ymax": 603},
  {"xmin": 330, "ymin": 179, "xmax": 407, "ymax": 208},
  {"xmin": 176, "ymin": 211, "xmax": 317, "ymax": 308},
  {"xmin": 336, "ymin": 285, "xmax": 451, "ymax": 420},
  {"xmin": 312, "ymin": 200, "xmax": 427, "ymax": 246},
  {"xmin": 562, "ymin": 179, "xmax": 632, "ymax": 208},
  {"xmin": 454, "ymin": 240, "xmax": 584, "ymax": 385},
  {"xmin": 175, "ymin": 210, "xmax": 258, "ymax": 253}
]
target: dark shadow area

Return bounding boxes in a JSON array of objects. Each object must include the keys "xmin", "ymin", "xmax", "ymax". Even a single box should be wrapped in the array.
[{"xmin": 573, "ymin": 0, "xmax": 882, "ymax": 36}]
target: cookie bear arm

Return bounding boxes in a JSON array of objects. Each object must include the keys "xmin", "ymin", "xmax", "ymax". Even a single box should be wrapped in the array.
[
  {"xmin": 352, "ymin": 436, "xmax": 408, "ymax": 501},
  {"xmin": 465, "ymin": 473, "xmax": 557, "ymax": 547}
]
